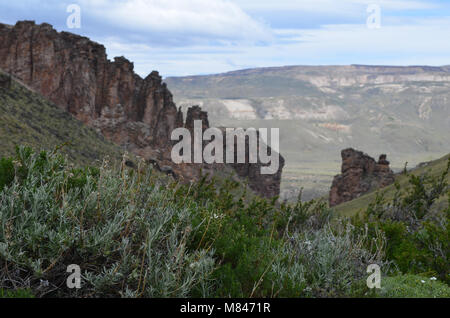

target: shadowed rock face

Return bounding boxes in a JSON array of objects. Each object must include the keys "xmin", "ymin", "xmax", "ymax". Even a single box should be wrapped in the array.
[
  {"xmin": 0, "ymin": 21, "xmax": 284, "ymax": 198},
  {"xmin": 182, "ymin": 106, "xmax": 285, "ymax": 199},
  {"xmin": 227, "ymin": 135, "xmax": 285, "ymax": 199},
  {"xmin": 329, "ymin": 148, "xmax": 395, "ymax": 207}
]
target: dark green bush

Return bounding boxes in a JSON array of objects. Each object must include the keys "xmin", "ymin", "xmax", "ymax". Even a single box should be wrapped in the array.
[
  {"xmin": 353, "ymin": 158, "xmax": 450, "ymax": 284},
  {"xmin": 0, "ymin": 288, "xmax": 35, "ymax": 298},
  {"xmin": 0, "ymin": 157, "xmax": 14, "ymax": 192}
]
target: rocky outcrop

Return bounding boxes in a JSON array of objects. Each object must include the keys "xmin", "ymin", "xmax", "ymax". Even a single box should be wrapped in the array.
[
  {"xmin": 181, "ymin": 106, "xmax": 285, "ymax": 198},
  {"xmin": 0, "ymin": 21, "xmax": 179, "ymax": 152},
  {"xmin": 329, "ymin": 148, "xmax": 395, "ymax": 207},
  {"xmin": 228, "ymin": 135, "xmax": 284, "ymax": 199},
  {"xmin": 0, "ymin": 21, "xmax": 284, "ymax": 198}
]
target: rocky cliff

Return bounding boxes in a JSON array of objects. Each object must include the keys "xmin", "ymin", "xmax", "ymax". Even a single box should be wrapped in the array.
[
  {"xmin": 0, "ymin": 21, "xmax": 180, "ymax": 152},
  {"xmin": 0, "ymin": 21, "xmax": 283, "ymax": 198},
  {"xmin": 329, "ymin": 148, "xmax": 395, "ymax": 207}
]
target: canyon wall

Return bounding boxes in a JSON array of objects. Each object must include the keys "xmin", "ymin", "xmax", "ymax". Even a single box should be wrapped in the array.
[{"xmin": 0, "ymin": 21, "xmax": 284, "ymax": 198}]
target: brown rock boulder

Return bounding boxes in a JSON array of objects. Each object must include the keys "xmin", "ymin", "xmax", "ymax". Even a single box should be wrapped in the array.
[{"xmin": 329, "ymin": 148, "xmax": 395, "ymax": 207}]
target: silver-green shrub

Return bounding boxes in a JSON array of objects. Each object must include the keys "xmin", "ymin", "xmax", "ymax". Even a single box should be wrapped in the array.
[
  {"xmin": 0, "ymin": 147, "xmax": 215, "ymax": 297},
  {"xmin": 274, "ymin": 223, "xmax": 386, "ymax": 297}
]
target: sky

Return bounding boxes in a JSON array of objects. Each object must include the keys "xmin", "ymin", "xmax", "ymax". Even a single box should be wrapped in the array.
[{"xmin": 1, "ymin": 0, "xmax": 450, "ymax": 77}]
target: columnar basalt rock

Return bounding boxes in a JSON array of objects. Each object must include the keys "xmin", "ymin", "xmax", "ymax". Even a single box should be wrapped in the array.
[
  {"xmin": 182, "ymin": 106, "xmax": 285, "ymax": 198},
  {"xmin": 329, "ymin": 148, "xmax": 395, "ymax": 207},
  {"xmin": 0, "ymin": 21, "xmax": 284, "ymax": 198}
]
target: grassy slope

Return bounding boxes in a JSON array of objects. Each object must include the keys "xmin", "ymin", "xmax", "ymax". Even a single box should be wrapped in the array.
[
  {"xmin": 334, "ymin": 153, "xmax": 450, "ymax": 217},
  {"xmin": 0, "ymin": 71, "xmax": 124, "ymax": 166}
]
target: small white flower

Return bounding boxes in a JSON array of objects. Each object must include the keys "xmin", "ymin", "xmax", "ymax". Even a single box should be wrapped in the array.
[
  {"xmin": 190, "ymin": 262, "xmax": 198, "ymax": 269},
  {"xmin": 12, "ymin": 160, "xmax": 22, "ymax": 168},
  {"xmin": 421, "ymin": 280, "xmax": 426, "ymax": 284},
  {"xmin": 430, "ymin": 277, "xmax": 437, "ymax": 281}
]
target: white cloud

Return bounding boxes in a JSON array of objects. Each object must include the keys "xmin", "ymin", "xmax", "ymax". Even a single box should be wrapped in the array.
[
  {"xmin": 98, "ymin": 36, "xmax": 247, "ymax": 76},
  {"xmin": 78, "ymin": 0, "xmax": 272, "ymax": 44},
  {"xmin": 277, "ymin": 18, "xmax": 450, "ymax": 56},
  {"xmin": 17, "ymin": 0, "xmax": 440, "ymax": 76},
  {"xmin": 235, "ymin": 0, "xmax": 437, "ymax": 13},
  {"xmin": 98, "ymin": 16, "xmax": 450, "ymax": 77}
]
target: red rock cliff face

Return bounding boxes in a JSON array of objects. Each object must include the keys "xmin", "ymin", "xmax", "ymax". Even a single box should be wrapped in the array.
[
  {"xmin": 0, "ymin": 21, "xmax": 283, "ymax": 198},
  {"xmin": 329, "ymin": 148, "xmax": 395, "ymax": 207},
  {"xmin": 0, "ymin": 21, "xmax": 179, "ymax": 152}
]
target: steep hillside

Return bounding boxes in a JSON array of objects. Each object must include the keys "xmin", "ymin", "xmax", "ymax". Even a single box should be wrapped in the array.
[
  {"xmin": 166, "ymin": 65, "xmax": 450, "ymax": 201},
  {"xmin": 333, "ymin": 153, "xmax": 450, "ymax": 217},
  {"xmin": 0, "ymin": 71, "xmax": 124, "ymax": 165}
]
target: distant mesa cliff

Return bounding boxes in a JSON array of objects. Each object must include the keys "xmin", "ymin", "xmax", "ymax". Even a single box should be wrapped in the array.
[
  {"xmin": 0, "ymin": 21, "xmax": 284, "ymax": 198},
  {"xmin": 329, "ymin": 148, "xmax": 395, "ymax": 207}
]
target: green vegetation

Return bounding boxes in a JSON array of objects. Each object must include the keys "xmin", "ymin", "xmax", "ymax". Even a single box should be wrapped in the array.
[
  {"xmin": 0, "ymin": 288, "xmax": 34, "ymax": 298},
  {"xmin": 0, "ymin": 71, "xmax": 124, "ymax": 166},
  {"xmin": 0, "ymin": 146, "xmax": 448, "ymax": 298},
  {"xmin": 349, "ymin": 157, "xmax": 450, "ymax": 286},
  {"xmin": 375, "ymin": 275, "xmax": 450, "ymax": 298}
]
